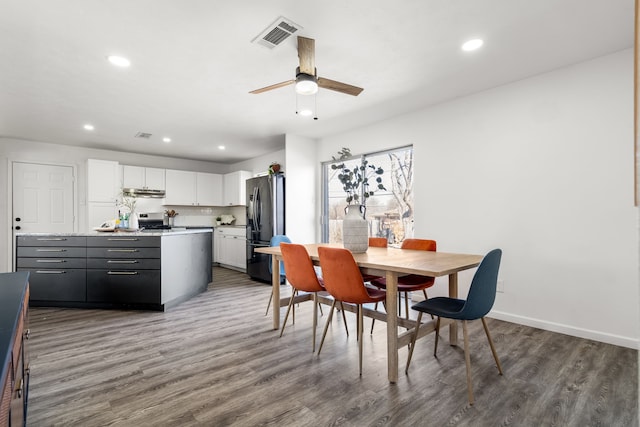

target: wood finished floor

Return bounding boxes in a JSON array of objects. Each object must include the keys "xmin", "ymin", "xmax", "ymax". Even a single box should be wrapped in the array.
[{"xmin": 27, "ymin": 267, "xmax": 638, "ymax": 426}]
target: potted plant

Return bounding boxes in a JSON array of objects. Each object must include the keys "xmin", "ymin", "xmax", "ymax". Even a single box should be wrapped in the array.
[
  {"xmin": 215, "ymin": 216, "xmax": 222, "ymax": 226},
  {"xmin": 268, "ymin": 162, "xmax": 281, "ymax": 175},
  {"xmin": 330, "ymin": 148, "xmax": 386, "ymax": 253}
]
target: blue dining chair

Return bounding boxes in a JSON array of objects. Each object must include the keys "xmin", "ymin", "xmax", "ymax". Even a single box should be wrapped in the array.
[
  {"xmin": 405, "ymin": 248, "xmax": 504, "ymax": 405},
  {"xmin": 265, "ymin": 235, "xmax": 291, "ymax": 315}
]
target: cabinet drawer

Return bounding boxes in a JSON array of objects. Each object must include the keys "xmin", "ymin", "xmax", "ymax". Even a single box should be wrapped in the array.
[
  {"xmin": 87, "ymin": 247, "xmax": 160, "ymax": 259},
  {"xmin": 87, "ymin": 258, "xmax": 161, "ymax": 270},
  {"xmin": 18, "ymin": 268, "xmax": 86, "ymax": 302},
  {"xmin": 86, "ymin": 270, "xmax": 160, "ymax": 304},
  {"xmin": 87, "ymin": 236, "xmax": 160, "ymax": 248},
  {"xmin": 17, "ymin": 247, "xmax": 86, "ymax": 258},
  {"xmin": 17, "ymin": 236, "xmax": 86, "ymax": 247},
  {"xmin": 17, "ymin": 257, "xmax": 86, "ymax": 269}
]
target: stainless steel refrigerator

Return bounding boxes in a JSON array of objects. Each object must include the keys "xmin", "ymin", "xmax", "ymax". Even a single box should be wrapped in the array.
[{"xmin": 246, "ymin": 174, "xmax": 285, "ymax": 282}]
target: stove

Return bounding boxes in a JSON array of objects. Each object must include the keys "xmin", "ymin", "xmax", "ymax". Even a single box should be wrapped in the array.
[{"xmin": 138, "ymin": 218, "xmax": 171, "ymax": 230}]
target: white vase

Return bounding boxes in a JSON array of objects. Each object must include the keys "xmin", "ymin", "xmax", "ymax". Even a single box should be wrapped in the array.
[
  {"xmin": 129, "ymin": 212, "xmax": 139, "ymax": 230},
  {"xmin": 342, "ymin": 205, "xmax": 369, "ymax": 253}
]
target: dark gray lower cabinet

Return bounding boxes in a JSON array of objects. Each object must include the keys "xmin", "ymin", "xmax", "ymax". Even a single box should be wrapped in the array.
[
  {"xmin": 86, "ymin": 270, "xmax": 161, "ymax": 304},
  {"xmin": 86, "ymin": 236, "xmax": 161, "ymax": 307},
  {"xmin": 16, "ymin": 236, "xmax": 87, "ymax": 303}
]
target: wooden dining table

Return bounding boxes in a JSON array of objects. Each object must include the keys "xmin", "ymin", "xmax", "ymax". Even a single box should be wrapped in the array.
[{"xmin": 255, "ymin": 243, "xmax": 483, "ymax": 383}]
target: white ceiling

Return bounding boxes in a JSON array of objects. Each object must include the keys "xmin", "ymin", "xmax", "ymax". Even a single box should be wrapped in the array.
[{"xmin": 0, "ymin": 0, "xmax": 633, "ymax": 163}]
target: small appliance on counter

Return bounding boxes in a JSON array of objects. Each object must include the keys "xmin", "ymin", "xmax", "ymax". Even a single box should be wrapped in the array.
[{"xmin": 138, "ymin": 213, "xmax": 171, "ymax": 231}]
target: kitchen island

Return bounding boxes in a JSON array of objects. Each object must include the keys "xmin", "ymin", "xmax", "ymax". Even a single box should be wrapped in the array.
[{"xmin": 16, "ymin": 229, "xmax": 212, "ymax": 311}]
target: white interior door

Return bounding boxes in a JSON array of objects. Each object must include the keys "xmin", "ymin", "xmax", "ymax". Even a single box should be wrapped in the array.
[{"xmin": 12, "ymin": 162, "xmax": 75, "ymax": 235}]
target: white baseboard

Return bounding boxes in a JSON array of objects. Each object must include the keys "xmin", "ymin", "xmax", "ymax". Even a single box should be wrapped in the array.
[{"xmin": 489, "ymin": 310, "xmax": 639, "ymax": 350}]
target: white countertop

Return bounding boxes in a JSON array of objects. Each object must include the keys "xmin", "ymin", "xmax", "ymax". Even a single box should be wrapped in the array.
[{"xmin": 17, "ymin": 229, "xmax": 212, "ymax": 237}]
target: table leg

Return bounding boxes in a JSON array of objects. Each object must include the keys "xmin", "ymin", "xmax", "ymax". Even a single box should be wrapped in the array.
[
  {"xmin": 448, "ymin": 272, "xmax": 458, "ymax": 345},
  {"xmin": 272, "ymin": 254, "xmax": 280, "ymax": 330},
  {"xmin": 386, "ymin": 270, "xmax": 398, "ymax": 383}
]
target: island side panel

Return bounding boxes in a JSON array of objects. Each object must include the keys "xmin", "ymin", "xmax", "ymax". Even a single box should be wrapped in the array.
[{"xmin": 161, "ymin": 231, "xmax": 212, "ymax": 307}]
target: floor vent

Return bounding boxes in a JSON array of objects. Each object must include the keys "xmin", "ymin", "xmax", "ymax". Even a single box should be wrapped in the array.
[
  {"xmin": 134, "ymin": 132, "xmax": 152, "ymax": 139},
  {"xmin": 252, "ymin": 16, "xmax": 302, "ymax": 49}
]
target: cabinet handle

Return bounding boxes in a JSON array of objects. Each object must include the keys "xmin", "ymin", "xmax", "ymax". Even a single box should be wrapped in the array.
[
  {"xmin": 107, "ymin": 238, "xmax": 139, "ymax": 241},
  {"xmin": 107, "ymin": 260, "xmax": 138, "ymax": 264},
  {"xmin": 36, "ymin": 259, "xmax": 65, "ymax": 263},
  {"xmin": 15, "ymin": 378, "xmax": 23, "ymax": 398},
  {"xmin": 107, "ymin": 271, "xmax": 139, "ymax": 275},
  {"xmin": 36, "ymin": 238, "xmax": 67, "ymax": 241},
  {"xmin": 107, "ymin": 249, "xmax": 138, "ymax": 252},
  {"xmin": 35, "ymin": 270, "xmax": 66, "ymax": 274},
  {"xmin": 36, "ymin": 248, "xmax": 66, "ymax": 252}
]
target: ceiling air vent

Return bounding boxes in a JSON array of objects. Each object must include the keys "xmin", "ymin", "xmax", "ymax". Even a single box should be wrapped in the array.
[
  {"xmin": 252, "ymin": 16, "xmax": 302, "ymax": 49},
  {"xmin": 134, "ymin": 132, "xmax": 152, "ymax": 139}
]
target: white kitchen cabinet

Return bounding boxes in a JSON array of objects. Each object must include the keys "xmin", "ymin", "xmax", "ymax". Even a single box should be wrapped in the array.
[
  {"xmin": 122, "ymin": 165, "xmax": 165, "ymax": 190},
  {"xmin": 215, "ymin": 227, "xmax": 246, "ymax": 270},
  {"xmin": 88, "ymin": 202, "xmax": 118, "ymax": 228},
  {"xmin": 164, "ymin": 169, "xmax": 223, "ymax": 206},
  {"xmin": 87, "ymin": 159, "xmax": 119, "ymax": 202},
  {"xmin": 164, "ymin": 169, "xmax": 196, "ymax": 205},
  {"xmin": 196, "ymin": 172, "xmax": 223, "ymax": 206},
  {"xmin": 223, "ymin": 170, "xmax": 252, "ymax": 206}
]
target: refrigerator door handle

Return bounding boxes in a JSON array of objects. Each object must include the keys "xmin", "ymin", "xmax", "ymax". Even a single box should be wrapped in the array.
[{"xmin": 253, "ymin": 187, "xmax": 262, "ymax": 234}]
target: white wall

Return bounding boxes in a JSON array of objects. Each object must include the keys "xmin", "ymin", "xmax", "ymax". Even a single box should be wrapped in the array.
[
  {"xmin": 230, "ymin": 149, "xmax": 285, "ymax": 177},
  {"xmin": 284, "ymin": 135, "xmax": 318, "ymax": 243},
  {"xmin": 318, "ymin": 49, "xmax": 638, "ymax": 348}
]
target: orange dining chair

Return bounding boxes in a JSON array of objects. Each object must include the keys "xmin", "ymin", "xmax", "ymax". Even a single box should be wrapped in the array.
[
  {"xmin": 360, "ymin": 237, "xmax": 388, "ymax": 283},
  {"xmin": 370, "ymin": 238, "xmax": 437, "ymax": 333},
  {"xmin": 279, "ymin": 243, "xmax": 348, "ymax": 351},
  {"xmin": 317, "ymin": 246, "xmax": 387, "ymax": 375},
  {"xmin": 406, "ymin": 249, "xmax": 503, "ymax": 405}
]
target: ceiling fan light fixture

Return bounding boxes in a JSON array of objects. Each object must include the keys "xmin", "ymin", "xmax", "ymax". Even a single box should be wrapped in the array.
[{"xmin": 295, "ymin": 73, "xmax": 318, "ymax": 95}]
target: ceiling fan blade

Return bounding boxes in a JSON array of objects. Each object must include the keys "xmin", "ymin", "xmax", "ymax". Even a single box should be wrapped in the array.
[
  {"xmin": 249, "ymin": 80, "xmax": 295, "ymax": 94},
  {"xmin": 297, "ymin": 36, "xmax": 315, "ymax": 75},
  {"xmin": 318, "ymin": 77, "xmax": 364, "ymax": 96}
]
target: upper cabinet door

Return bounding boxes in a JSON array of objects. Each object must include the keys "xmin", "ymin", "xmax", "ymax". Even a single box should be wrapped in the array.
[
  {"xmin": 144, "ymin": 168, "xmax": 165, "ymax": 190},
  {"xmin": 122, "ymin": 165, "xmax": 145, "ymax": 189},
  {"xmin": 196, "ymin": 172, "xmax": 223, "ymax": 206},
  {"xmin": 223, "ymin": 171, "xmax": 252, "ymax": 206},
  {"xmin": 164, "ymin": 169, "xmax": 197, "ymax": 205},
  {"xmin": 87, "ymin": 159, "xmax": 119, "ymax": 202}
]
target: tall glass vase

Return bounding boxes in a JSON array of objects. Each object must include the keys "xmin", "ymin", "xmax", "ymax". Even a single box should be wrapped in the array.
[{"xmin": 342, "ymin": 204, "xmax": 369, "ymax": 253}]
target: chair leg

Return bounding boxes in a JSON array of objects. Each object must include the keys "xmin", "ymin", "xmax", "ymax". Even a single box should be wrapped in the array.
[
  {"xmin": 279, "ymin": 291, "xmax": 296, "ymax": 337},
  {"xmin": 265, "ymin": 292, "xmax": 272, "ymax": 315},
  {"xmin": 462, "ymin": 320, "xmax": 475, "ymax": 405},
  {"xmin": 405, "ymin": 311, "xmax": 423, "ymax": 373},
  {"xmin": 339, "ymin": 302, "xmax": 349, "ymax": 336},
  {"xmin": 404, "ymin": 292, "xmax": 409, "ymax": 320},
  {"xmin": 292, "ymin": 289, "xmax": 297, "ymax": 325},
  {"xmin": 370, "ymin": 302, "xmax": 378, "ymax": 334},
  {"xmin": 434, "ymin": 316, "xmax": 441, "ymax": 357},
  {"xmin": 312, "ymin": 293, "xmax": 318, "ymax": 352},
  {"xmin": 358, "ymin": 304, "xmax": 364, "ymax": 376},
  {"xmin": 318, "ymin": 300, "xmax": 337, "ymax": 355},
  {"xmin": 481, "ymin": 317, "xmax": 503, "ymax": 375}
]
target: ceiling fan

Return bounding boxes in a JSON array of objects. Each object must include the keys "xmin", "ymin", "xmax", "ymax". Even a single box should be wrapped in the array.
[{"xmin": 249, "ymin": 36, "xmax": 364, "ymax": 98}]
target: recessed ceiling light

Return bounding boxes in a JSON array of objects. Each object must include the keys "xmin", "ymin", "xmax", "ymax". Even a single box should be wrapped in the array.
[
  {"xmin": 107, "ymin": 55, "xmax": 131, "ymax": 67},
  {"xmin": 298, "ymin": 109, "xmax": 313, "ymax": 117},
  {"xmin": 162, "ymin": 137, "xmax": 171, "ymax": 143},
  {"xmin": 83, "ymin": 124, "xmax": 94, "ymax": 131},
  {"xmin": 461, "ymin": 39, "xmax": 483, "ymax": 52},
  {"xmin": 218, "ymin": 145, "xmax": 225, "ymax": 150}
]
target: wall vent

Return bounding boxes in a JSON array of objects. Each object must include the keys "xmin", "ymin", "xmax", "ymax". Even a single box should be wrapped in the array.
[
  {"xmin": 134, "ymin": 132, "xmax": 152, "ymax": 139},
  {"xmin": 252, "ymin": 16, "xmax": 302, "ymax": 49}
]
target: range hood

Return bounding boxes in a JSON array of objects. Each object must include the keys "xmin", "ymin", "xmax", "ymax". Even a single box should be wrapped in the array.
[{"xmin": 122, "ymin": 188, "xmax": 166, "ymax": 198}]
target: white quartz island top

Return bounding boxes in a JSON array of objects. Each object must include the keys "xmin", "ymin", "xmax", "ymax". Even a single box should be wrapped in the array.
[{"xmin": 17, "ymin": 229, "xmax": 213, "ymax": 237}]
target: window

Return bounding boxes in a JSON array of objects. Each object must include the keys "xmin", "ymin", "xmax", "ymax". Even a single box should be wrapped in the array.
[{"xmin": 322, "ymin": 146, "xmax": 414, "ymax": 246}]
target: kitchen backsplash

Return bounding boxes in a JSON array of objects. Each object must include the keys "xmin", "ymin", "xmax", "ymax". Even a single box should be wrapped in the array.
[{"xmin": 137, "ymin": 203, "xmax": 246, "ymax": 227}]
